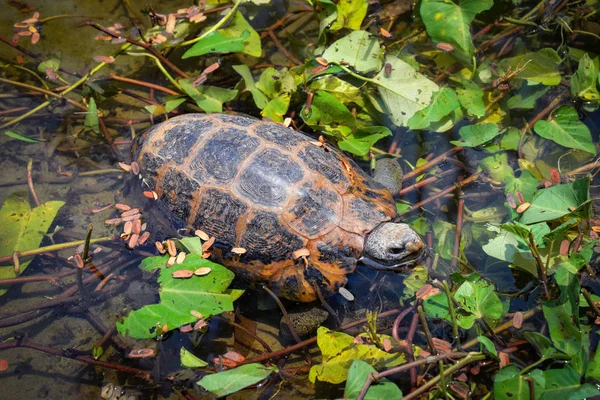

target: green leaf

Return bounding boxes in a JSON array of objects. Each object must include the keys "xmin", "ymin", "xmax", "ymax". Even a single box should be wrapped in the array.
[
  {"xmin": 541, "ymin": 365, "xmax": 600, "ymax": 399},
  {"xmin": 408, "ymin": 87, "xmax": 460, "ymax": 130},
  {"xmin": 322, "ymin": 30, "xmax": 382, "ymax": 74},
  {"xmin": 571, "ymin": 53, "xmax": 600, "ymax": 101},
  {"xmin": 506, "ymin": 84, "xmax": 550, "ymax": 109},
  {"xmin": 302, "ymin": 90, "xmax": 355, "ymax": 138},
  {"xmin": 0, "ymin": 193, "xmax": 65, "ymax": 296},
  {"xmin": 38, "ymin": 54, "xmax": 61, "ymax": 75},
  {"xmin": 420, "ymin": 0, "xmax": 493, "ymax": 61},
  {"xmin": 372, "ymin": 56, "xmax": 439, "ymax": 127},
  {"xmin": 164, "ymin": 96, "xmax": 186, "ymax": 113},
  {"xmin": 232, "ymin": 65, "xmax": 268, "ymax": 109},
  {"xmin": 456, "ymin": 80, "xmax": 485, "ymax": 117},
  {"xmin": 453, "ymin": 278, "xmax": 503, "ymax": 329},
  {"xmin": 179, "ymin": 79, "xmax": 238, "ymax": 113},
  {"xmin": 494, "ymin": 365, "xmax": 544, "ymax": 400},
  {"xmin": 478, "ymin": 153, "xmax": 514, "ymax": 184},
  {"xmin": 178, "ymin": 237, "xmax": 203, "ymax": 256},
  {"xmin": 197, "ymin": 363, "xmax": 278, "ymax": 397},
  {"xmin": 308, "ymin": 75, "xmax": 364, "ymax": 106},
  {"xmin": 498, "ymin": 48, "xmax": 562, "ymax": 86},
  {"xmin": 85, "ymin": 97, "xmax": 100, "ymax": 134},
  {"xmin": 330, "ymin": 0, "xmax": 368, "ymax": 31},
  {"xmin": 261, "ymin": 94, "xmax": 290, "ymax": 122},
  {"xmin": 477, "ymin": 336, "xmax": 498, "ymax": 357},
  {"xmin": 309, "ymin": 327, "xmax": 408, "ymax": 384},
  {"xmin": 343, "ymin": 360, "xmax": 403, "ymax": 400},
  {"xmin": 4, "ymin": 130, "xmax": 41, "ymax": 143},
  {"xmin": 451, "ymin": 123, "xmax": 500, "ymax": 147},
  {"xmin": 182, "ymin": 30, "xmax": 249, "ymax": 58},
  {"xmin": 116, "ymin": 254, "xmax": 235, "ymax": 338},
  {"xmin": 533, "ymin": 105, "xmax": 596, "ymax": 154},
  {"xmin": 520, "ymin": 178, "xmax": 590, "ymax": 224},
  {"xmin": 337, "ymin": 126, "xmax": 391, "ymax": 156},
  {"xmin": 219, "ymin": 12, "xmax": 262, "ymax": 57},
  {"xmin": 180, "ymin": 348, "xmax": 208, "ymax": 368}
]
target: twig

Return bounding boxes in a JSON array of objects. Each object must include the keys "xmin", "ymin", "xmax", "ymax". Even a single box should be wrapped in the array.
[
  {"xmin": 398, "ymin": 168, "xmax": 458, "ymax": 197},
  {"xmin": 262, "ymin": 286, "xmax": 302, "ymax": 344},
  {"xmin": 241, "ymin": 308, "xmax": 403, "ymax": 366},
  {"xmin": 0, "ymin": 339, "xmax": 151, "ymax": 379},
  {"xmin": 108, "ymin": 74, "xmax": 180, "ymax": 95},
  {"xmin": 582, "ymin": 289, "xmax": 600, "ymax": 318},
  {"xmin": 451, "ymin": 190, "xmax": 465, "ymax": 269},
  {"xmin": 26, "ymin": 159, "xmax": 40, "ymax": 207},
  {"xmin": 86, "ymin": 312, "xmax": 130, "ymax": 352},
  {"xmin": 85, "ymin": 22, "xmax": 188, "ymax": 79},
  {"xmin": 398, "ymin": 174, "xmax": 480, "ymax": 217},
  {"xmin": 418, "ymin": 305, "xmax": 436, "ymax": 355},
  {"xmin": 403, "ymin": 352, "xmax": 486, "ymax": 400},
  {"xmin": 518, "ymin": 93, "xmax": 566, "ymax": 158},
  {"xmin": 98, "ymin": 117, "xmax": 120, "ymax": 157},
  {"xmin": 220, "ymin": 317, "xmax": 273, "ymax": 353},
  {"xmin": 405, "ymin": 312, "xmax": 420, "ymax": 388},
  {"xmin": 402, "ymin": 147, "xmax": 463, "ymax": 182},
  {"xmin": 267, "ymin": 30, "xmax": 301, "ymax": 65},
  {"xmin": 313, "ymin": 282, "xmax": 341, "ymax": 327},
  {"xmin": 462, "ymin": 308, "xmax": 540, "ymax": 349},
  {"xmin": 391, "ymin": 305, "xmax": 415, "ymax": 348},
  {"xmin": 442, "ymin": 281, "xmax": 460, "ymax": 345},
  {"xmin": 356, "ymin": 352, "xmax": 473, "ymax": 400}
]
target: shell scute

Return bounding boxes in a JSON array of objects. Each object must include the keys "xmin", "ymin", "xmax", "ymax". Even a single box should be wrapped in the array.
[
  {"xmin": 156, "ymin": 118, "xmax": 215, "ymax": 163},
  {"xmin": 236, "ymin": 149, "xmax": 304, "ymax": 208},
  {"xmin": 240, "ymin": 212, "xmax": 306, "ymax": 262},
  {"xmin": 285, "ymin": 181, "xmax": 342, "ymax": 238},
  {"xmin": 193, "ymin": 189, "xmax": 248, "ymax": 245},
  {"xmin": 297, "ymin": 145, "xmax": 350, "ymax": 190},
  {"xmin": 254, "ymin": 122, "xmax": 303, "ymax": 150},
  {"xmin": 160, "ymin": 168, "xmax": 200, "ymax": 224},
  {"xmin": 190, "ymin": 127, "xmax": 259, "ymax": 183}
]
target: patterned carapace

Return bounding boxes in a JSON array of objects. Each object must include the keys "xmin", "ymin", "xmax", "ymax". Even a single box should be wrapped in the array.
[{"xmin": 133, "ymin": 113, "xmax": 397, "ymax": 302}]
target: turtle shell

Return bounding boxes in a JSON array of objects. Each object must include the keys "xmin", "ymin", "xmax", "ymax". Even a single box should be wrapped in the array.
[{"xmin": 134, "ymin": 113, "xmax": 397, "ymax": 302}]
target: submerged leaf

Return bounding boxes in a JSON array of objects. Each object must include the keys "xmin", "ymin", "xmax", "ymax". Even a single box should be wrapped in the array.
[
  {"xmin": 533, "ymin": 105, "xmax": 596, "ymax": 154},
  {"xmin": 330, "ymin": 0, "xmax": 368, "ymax": 31},
  {"xmin": 344, "ymin": 360, "xmax": 403, "ymax": 399},
  {"xmin": 85, "ymin": 97, "xmax": 100, "ymax": 134},
  {"xmin": 322, "ymin": 30, "xmax": 381, "ymax": 74},
  {"xmin": 197, "ymin": 363, "xmax": 278, "ymax": 397},
  {"xmin": 180, "ymin": 348, "xmax": 208, "ymax": 368},
  {"xmin": 0, "ymin": 193, "xmax": 65, "ymax": 296},
  {"xmin": 183, "ymin": 31, "xmax": 249, "ymax": 58},
  {"xmin": 4, "ymin": 130, "xmax": 41, "ymax": 143}
]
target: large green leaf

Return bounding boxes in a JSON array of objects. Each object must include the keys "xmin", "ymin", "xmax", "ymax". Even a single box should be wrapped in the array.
[
  {"xmin": 343, "ymin": 360, "xmax": 403, "ymax": 400},
  {"xmin": 420, "ymin": 0, "xmax": 493, "ymax": 61},
  {"xmin": 337, "ymin": 126, "xmax": 391, "ymax": 156},
  {"xmin": 372, "ymin": 56, "xmax": 439, "ymax": 127},
  {"xmin": 309, "ymin": 327, "xmax": 407, "ymax": 384},
  {"xmin": 520, "ymin": 178, "xmax": 590, "ymax": 224},
  {"xmin": 233, "ymin": 64, "xmax": 268, "ymax": 109},
  {"xmin": 507, "ymin": 84, "xmax": 550, "ymax": 109},
  {"xmin": 179, "ymin": 79, "xmax": 238, "ymax": 113},
  {"xmin": 308, "ymin": 75, "xmax": 364, "ymax": 106},
  {"xmin": 453, "ymin": 276, "xmax": 503, "ymax": 329},
  {"xmin": 219, "ymin": 12, "xmax": 262, "ymax": 57},
  {"xmin": 451, "ymin": 123, "xmax": 500, "ymax": 147},
  {"xmin": 302, "ymin": 90, "xmax": 355, "ymax": 138},
  {"xmin": 498, "ymin": 48, "xmax": 562, "ymax": 86},
  {"xmin": 571, "ymin": 53, "xmax": 600, "ymax": 101},
  {"xmin": 182, "ymin": 30, "xmax": 249, "ymax": 58},
  {"xmin": 322, "ymin": 30, "xmax": 382, "ymax": 74},
  {"xmin": 456, "ymin": 80, "xmax": 485, "ymax": 117},
  {"xmin": 197, "ymin": 363, "xmax": 278, "ymax": 397},
  {"xmin": 330, "ymin": 0, "xmax": 368, "ymax": 31},
  {"xmin": 541, "ymin": 365, "xmax": 600, "ymax": 399},
  {"xmin": 533, "ymin": 105, "xmax": 596, "ymax": 154},
  {"xmin": 116, "ymin": 254, "xmax": 235, "ymax": 338},
  {"xmin": 407, "ymin": 87, "xmax": 460, "ymax": 130},
  {"xmin": 494, "ymin": 365, "xmax": 544, "ymax": 400},
  {"xmin": 0, "ymin": 193, "xmax": 65, "ymax": 296}
]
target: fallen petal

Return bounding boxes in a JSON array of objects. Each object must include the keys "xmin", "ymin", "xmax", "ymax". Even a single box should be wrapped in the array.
[
  {"xmin": 128, "ymin": 348, "xmax": 154, "ymax": 358},
  {"xmin": 172, "ymin": 269, "xmax": 194, "ymax": 278},
  {"xmin": 194, "ymin": 267, "xmax": 211, "ymax": 276}
]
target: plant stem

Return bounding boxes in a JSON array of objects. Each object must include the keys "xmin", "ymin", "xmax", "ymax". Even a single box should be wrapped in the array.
[
  {"xmin": 0, "ymin": 237, "xmax": 113, "ymax": 264},
  {"xmin": 582, "ymin": 288, "xmax": 600, "ymax": 318},
  {"xmin": 178, "ymin": 0, "xmax": 242, "ymax": 48},
  {"xmin": 125, "ymin": 51, "xmax": 184, "ymax": 92},
  {"xmin": 0, "ymin": 77, "xmax": 87, "ymax": 110},
  {"xmin": 528, "ymin": 232, "xmax": 550, "ymax": 300},
  {"xmin": 108, "ymin": 74, "xmax": 180, "ymax": 95},
  {"xmin": 442, "ymin": 281, "xmax": 460, "ymax": 345},
  {"xmin": 462, "ymin": 308, "xmax": 540, "ymax": 349}
]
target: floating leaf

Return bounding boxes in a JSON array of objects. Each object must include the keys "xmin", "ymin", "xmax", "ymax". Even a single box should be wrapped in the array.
[
  {"xmin": 180, "ymin": 348, "xmax": 208, "ymax": 368},
  {"xmin": 322, "ymin": 30, "xmax": 381, "ymax": 74},
  {"xmin": 116, "ymin": 254, "xmax": 236, "ymax": 338},
  {"xmin": 4, "ymin": 130, "xmax": 41, "ymax": 143},
  {"xmin": 197, "ymin": 363, "xmax": 278, "ymax": 397},
  {"xmin": 456, "ymin": 80, "xmax": 485, "ymax": 117},
  {"xmin": 520, "ymin": 178, "xmax": 590, "ymax": 224},
  {"xmin": 337, "ymin": 126, "xmax": 391, "ymax": 156},
  {"xmin": 330, "ymin": 0, "xmax": 368, "ymax": 31},
  {"xmin": 309, "ymin": 327, "xmax": 408, "ymax": 384},
  {"xmin": 571, "ymin": 53, "xmax": 600, "ymax": 101},
  {"xmin": 421, "ymin": 0, "xmax": 493, "ymax": 62},
  {"xmin": 451, "ymin": 123, "xmax": 500, "ymax": 147},
  {"xmin": 0, "ymin": 193, "xmax": 65, "ymax": 296},
  {"xmin": 533, "ymin": 105, "xmax": 596, "ymax": 154},
  {"xmin": 343, "ymin": 360, "xmax": 403, "ymax": 399},
  {"xmin": 85, "ymin": 97, "xmax": 99, "ymax": 134},
  {"xmin": 179, "ymin": 79, "xmax": 237, "ymax": 113},
  {"xmin": 408, "ymin": 87, "xmax": 461, "ymax": 130},
  {"xmin": 452, "ymin": 275, "xmax": 503, "ymax": 329},
  {"xmin": 219, "ymin": 12, "xmax": 262, "ymax": 57},
  {"xmin": 498, "ymin": 48, "xmax": 562, "ymax": 86},
  {"xmin": 182, "ymin": 30, "xmax": 249, "ymax": 58},
  {"xmin": 302, "ymin": 90, "xmax": 355, "ymax": 138},
  {"xmin": 233, "ymin": 64, "xmax": 268, "ymax": 109},
  {"xmin": 494, "ymin": 365, "xmax": 544, "ymax": 400},
  {"xmin": 506, "ymin": 84, "xmax": 550, "ymax": 109},
  {"xmin": 372, "ymin": 56, "xmax": 439, "ymax": 127}
]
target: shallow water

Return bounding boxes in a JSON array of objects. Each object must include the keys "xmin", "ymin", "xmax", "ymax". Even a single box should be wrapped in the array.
[{"xmin": 1, "ymin": 0, "xmax": 599, "ymax": 399}]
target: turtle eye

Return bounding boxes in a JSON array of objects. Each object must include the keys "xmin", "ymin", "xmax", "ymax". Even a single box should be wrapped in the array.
[{"xmin": 388, "ymin": 246, "xmax": 405, "ymax": 255}]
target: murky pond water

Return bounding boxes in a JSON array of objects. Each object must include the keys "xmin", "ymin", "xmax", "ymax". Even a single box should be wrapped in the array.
[{"xmin": 1, "ymin": 0, "xmax": 600, "ymax": 399}]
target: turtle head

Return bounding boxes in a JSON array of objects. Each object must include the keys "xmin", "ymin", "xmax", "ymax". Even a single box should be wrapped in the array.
[{"xmin": 361, "ymin": 223, "xmax": 425, "ymax": 269}]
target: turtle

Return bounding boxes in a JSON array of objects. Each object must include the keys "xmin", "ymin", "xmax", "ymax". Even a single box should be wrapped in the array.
[{"xmin": 132, "ymin": 113, "xmax": 424, "ymax": 302}]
